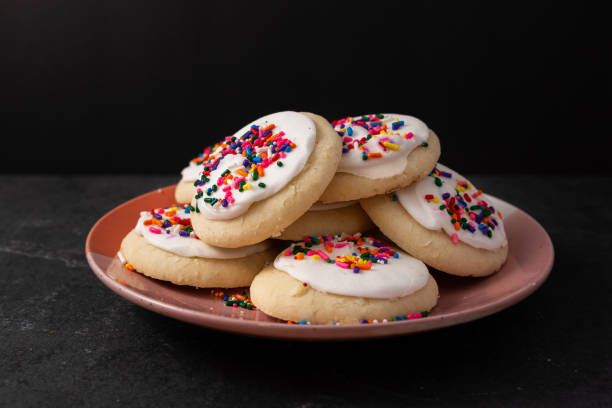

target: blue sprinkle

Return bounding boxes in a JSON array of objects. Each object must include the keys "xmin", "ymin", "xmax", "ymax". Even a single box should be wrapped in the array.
[
  {"xmin": 353, "ymin": 267, "xmax": 359, "ymax": 273},
  {"xmin": 336, "ymin": 131, "xmax": 344, "ymax": 137},
  {"xmin": 184, "ymin": 208, "xmax": 190, "ymax": 214},
  {"xmin": 285, "ymin": 145, "xmax": 292, "ymax": 153},
  {"xmin": 152, "ymin": 213, "xmax": 162, "ymax": 220},
  {"xmin": 230, "ymin": 143, "xmax": 237, "ymax": 149},
  {"xmin": 162, "ymin": 220, "xmax": 171, "ymax": 228},
  {"xmin": 223, "ymin": 295, "xmax": 228, "ymax": 301},
  {"xmin": 393, "ymin": 253, "xmax": 399, "ymax": 258},
  {"xmin": 331, "ymin": 322, "xmax": 336, "ymax": 326},
  {"xmin": 299, "ymin": 320, "xmax": 307, "ymax": 325},
  {"xmin": 342, "ymin": 147, "xmax": 349, "ymax": 154},
  {"xmin": 252, "ymin": 157, "xmax": 262, "ymax": 163},
  {"xmin": 392, "ymin": 194, "xmax": 398, "ymax": 201},
  {"xmin": 360, "ymin": 319, "xmax": 368, "ymax": 324},
  {"xmin": 442, "ymin": 192, "xmax": 451, "ymax": 200},
  {"xmin": 179, "ymin": 230, "xmax": 190, "ymax": 237},
  {"xmin": 347, "ymin": 126, "xmax": 353, "ymax": 136},
  {"xmin": 222, "ymin": 199, "xmax": 228, "ymax": 207}
]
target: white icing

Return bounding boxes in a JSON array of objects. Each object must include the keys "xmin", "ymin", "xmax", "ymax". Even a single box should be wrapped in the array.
[
  {"xmin": 180, "ymin": 161, "xmax": 203, "ymax": 182},
  {"xmin": 134, "ymin": 206, "xmax": 270, "ymax": 259},
  {"xmin": 397, "ymin": 163, "xmax": 507, "ymax": 250},
  {"xmin": 308, "ymin": 200, "xmax": 357, "ymax": 212},
  {"xmin": 335, "ymin": 114, "xmax": 429, "ymax": 179},
  {"xmin": 196, "ymin": 111, "xmax": 316, "ymax": 220},
  {"xmin": 274, "ymin": 234, "xmax": 430, "ymax": 299}
]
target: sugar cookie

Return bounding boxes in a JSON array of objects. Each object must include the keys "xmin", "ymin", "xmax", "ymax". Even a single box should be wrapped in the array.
[
  {"xmin": 190, "ymin": 111, "xmax": 342, "ymax": 248},
  {"xmin": 360, "ymin": 163, "xmax": 508, "ymax": 277},
  {"xmin": 119, "ymin": 204, "xmax": 277, "ymax": 288},
  {"xmin": 250, "ymin": 234, "xmax": 439, "ymax": 324},
  {"xmin": 275, "ymin": 201, "xmax": 374, "ymax": 241},
  {"xmin": 319, "ymin": 114, "xmax": 440, "ymax": 203}
]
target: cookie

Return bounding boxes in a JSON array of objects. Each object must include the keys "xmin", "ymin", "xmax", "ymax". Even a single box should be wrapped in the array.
[
  {"xmin": 275, "ymin": 201, "xmax": 374, "ymax": 241},
  {"xmin": 175, "ymin": 146, "xmax": 217, "ymax": 204},
  {"xmin": 250, "ymin": 234, "xmax": 439, "ymax": 324},
  {"xmin": 318, "ymin": 114, "xmax": 441, "ymax": 203},
  {"xmin": 360, "ymin": 163, "xmax": 508, "ymax": 277},
  {"xmin": 119, "ymin": 204, "xmax": 277, "ymax": 288},
  {"xmin": 190, "ymin": 111, "xmax": 342, "ymax": 248}
]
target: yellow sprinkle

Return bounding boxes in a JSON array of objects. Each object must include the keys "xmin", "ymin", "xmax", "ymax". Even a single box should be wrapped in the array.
[
  {"xmin": 243, "ymin": 184, "xmax": 250, "ymax": 190},
  {"xmin": 433, "ymin": 197, "xmax": 439, "ymax": 203},
  {"xmin": 383, "ymin": 142, "xmax": 399, "ymax": 151},
  {"xmin": 313, "ymin": 254, "xmax": 320, "ymax": 260}
]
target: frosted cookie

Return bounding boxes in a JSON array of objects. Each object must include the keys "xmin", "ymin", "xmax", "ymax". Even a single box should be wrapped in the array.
[
  {"xmin": 175, "ymin": 147, "xmax": 213, "ymax": 204},
  {"xmin": 319, "ymin": 114, "xmax": 441, "ymax": 203},
  {"xmin": 190, "ymin": 111, "xmax": 342, "ymax": 248},
  {"xmin": 276, "ymin": 200, "xmax": 374, "ymax": 241},
  {"xmin": 250, "ymin": 234, "xmax": 439, "ymax": 324},
  {"xmin": 119, "ymin": 204, "xmax": 277, "ymax": 288},
  {"xmin": 361, "ymin": 164, "xmax": 508, "ymax": 277}
]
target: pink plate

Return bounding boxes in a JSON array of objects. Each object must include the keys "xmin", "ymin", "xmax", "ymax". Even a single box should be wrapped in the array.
[{"xmin": 86, "ymin": 185, "xmax": 554, "ymax": 340}]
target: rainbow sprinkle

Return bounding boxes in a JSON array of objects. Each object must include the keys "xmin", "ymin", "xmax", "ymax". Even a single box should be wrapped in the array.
[
  {"xmin": 140, "ymin": 204, "xmax": 199, "ymax": 239},
  {"xmin": 425, "ymin": 166, "xmax": 503, "ymax": 244},
  {"xmin": 283, "ymin": 233, "xmax": 399, "ymax": 273},
  {"xmin": 213, "ymin": 289, "xmax": 256, "ymax": 310},
  {"xmin": 191, "ymin": 122, "xmax": 297, "ymax": 211},
  {"xmin": 332, "ymin": 114, "xmax": 426, "ymax": 157}
]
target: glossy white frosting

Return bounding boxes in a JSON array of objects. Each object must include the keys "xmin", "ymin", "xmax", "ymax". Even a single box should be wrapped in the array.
[
  {"xmin": 180, "ymin": 161, "xmax": 203, "ymax": 182},
  {"xmin": 397, "ymin": 163, "xmax": 507, "ymax": 250},
  {"xmin": 195, "ymin": 111, "xmax": 316, "ymax": 220},
  {"xmin": 334, "ymin": 114, "xmax": 429, "ymax": 179},
  {"xmin": 134, "ymin": 206, "xmax": 270, "ymax": 258},
  {"xmin": 274, "ymin": 234, "xmax": 430, "ymax": 299}
]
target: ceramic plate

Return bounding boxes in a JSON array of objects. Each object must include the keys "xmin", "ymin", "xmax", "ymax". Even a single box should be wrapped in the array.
[{"xmin": 85, "ymin": 185, "xmax": 554, "ymax": 340}]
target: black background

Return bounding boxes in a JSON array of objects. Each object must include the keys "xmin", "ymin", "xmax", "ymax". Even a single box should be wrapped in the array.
[{"xmin": 1, "ymin": 1, "xmax": 609, "ymax": 175}]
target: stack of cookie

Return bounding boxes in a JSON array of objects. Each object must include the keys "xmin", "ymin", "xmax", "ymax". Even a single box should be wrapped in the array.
[{"xmin": 119, "ymin": 111, "xmax": 508, "ymax": 325}]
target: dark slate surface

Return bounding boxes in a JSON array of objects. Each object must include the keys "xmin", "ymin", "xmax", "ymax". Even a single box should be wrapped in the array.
[{"xmin": 1, "ymin": 175, "xmax": 610, "ymax": 407}]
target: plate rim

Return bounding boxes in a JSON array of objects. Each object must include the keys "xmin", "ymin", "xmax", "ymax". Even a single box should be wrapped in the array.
[{"xmin": 86, "ymin": 185, "xmax": 554, "ymax": 340}]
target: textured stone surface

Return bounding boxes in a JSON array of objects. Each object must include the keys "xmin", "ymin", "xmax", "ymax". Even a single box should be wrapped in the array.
[{"xmin": 1, "ymin": 175, "xmax": 611, "ymax": 407}]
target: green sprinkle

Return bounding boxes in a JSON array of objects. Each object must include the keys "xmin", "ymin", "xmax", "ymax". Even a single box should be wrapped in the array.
[
  {"xmin": 434, "ymin": 177, "xmax": 442, "ymax": 187},
  {"xmin": 483, "ymin": 209, "xmax": 492, "ymax": 216},
  {"xmin": 421, "ymin": 142, "xmax": 429, "ymax": 147},
  {"xmin": 188, "ymin": 205, "xmax": 195, "ymax": 212},
  {"xmin": 277, "ymin": 161, "xmax": 283, "ymax": 167},
  {"xmin": 376, "ymin": 114, "xmax": 384, "ymax": 119},
  {"xmin": 252, "ymin": 171, "xmax": 259, "ymax": 181},
  {"xmin": 439, "ymin": 204, "xmax": 446, "ymax": 210},
  {"xmin": 362, "ymin": 155, "xmax": 368, "ymax": 161},
  {"xmin": 258, "ymin": 182, "xmax": 266, "ymax": 188},
  {"xmin": 195, "ymin": 203, "xmax": 200, "ymax": 213},
  {"xmin": 326, "ymin": 259, "xmax": 332, "ymax": 263},
  {"xmin": 211, "ymin": 185, "xmax": 217, "ymax": 192},
  {"xmin": 204, "ymin": 166, "xmax": 210, "ymax": 171},
  {"xmin": 421, "ymin": 311, "xmax": 429, "ymax": 317},
  {"xmin": 195, "ymin": 192, "xmax": 203, "ymax": 199},
  {"xmin": 470, "ymin": 205, "xmax": 481, "ymax": 210},
  {"xmin": 193, "ymin": 180, "xmax": 199, "ymax": 187},
  {"xmin": 222, "ymin": 169, "xmax": 231, "ymax": 176}
]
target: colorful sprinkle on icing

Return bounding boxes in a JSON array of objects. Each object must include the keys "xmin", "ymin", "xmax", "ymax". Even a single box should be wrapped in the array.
[
  {"xmin": 425, "ymin": 165, "xmax": 503, "ymax": 245},
  {"xmin": 191, "ymin": 121, "xmax": 298, "ymax": 210},
  {"xmin": 283, "ymin": 233, "xmax": 398, "ymax": 273},
  {"xmin": 140, "ymin": 204, "xmax": 199, "ymax": 239}
]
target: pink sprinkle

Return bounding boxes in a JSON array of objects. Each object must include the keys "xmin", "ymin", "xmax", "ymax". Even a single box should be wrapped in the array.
[
  {"xmin": 284, "ymin": 250, "xmax": 292, "ymax": 256},
  {"xmin": 306, "ymin": 250, "xmax": 316, "ymax": 256},
  {"xmin": 303, "ymin": 237, "xmax": 311, "ymax": 242},
  {"xmin": 223, "ymin": 186, "xmax": 232, "ymax": 192},
  {"xmin": 404, "ymin": 132, "xmax": 414, "ymax": 139},
  {"xmin": 149, "ymin": 227, "xmax": 161, "ymax": 234},
  {"xmin": 278, "ymin": 131, "xmax": 285, "ymax": 137},
  {"xmin": 469, "ymin": 213, "xmax": 476, "ymax": 221},
  {"xmin": 172, "ymin": 216, "xmax": 181, "ymax": 221},
  {"xmin": 156, "ymin": 209, "xmax": 164, "ymax": 214},
  {"xmin": 407, "ymin": 313, "xmax": 422, "ymax": 319},
  {"xmin": 316, "ymin": 250, "xmax": 329, "ymax": 261},
  {"xmin": 196, "ymin": 188, "xmax": 202, "ymax": 194},
  {"xmin": 217, "ymin": 176, "xmax": 225, "ymax": 186},
  {"xmin": 451, "ymin": 233, "xmax": 459, "ymax": 245},
  {"xmin": 343, "ymin": 137, "xmax": 353, "ymax": 143},
  {"xmin": 279, "ymin": 151, "xmax": 286, "ymax": 158},
  {"xmin": 335, "ymin": 243, "xmax": 348, "ymax": 248},
  {"xmin": 336, "ymin": 261, "xmax": 349, "ymax": 269}
]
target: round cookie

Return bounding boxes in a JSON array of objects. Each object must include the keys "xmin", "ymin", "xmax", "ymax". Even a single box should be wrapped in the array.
[
  {"xmin": 250, "ymin": 234, "xmax": 439, "ymax": 324},
  {"xmin": 119, "ymin": 204, "xmax": 278, "ymax": 288},
  {"xmin": 319, "ymin": 114, "xmax": 441, "ymax": 203},
  {"xmin": 190, "ymin": 111, "xmax": 342, "ymax": 248},
  {"xmin": 175, "ymin": 146, "xmax": 216, "ymax": 204},
  {"xmin": 360, "ymin": 164, "xmax": 508, "ymax": 277},
  {"xmin": 276, "ymin": 201, "xmax": 375, "ymax": 241}
]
